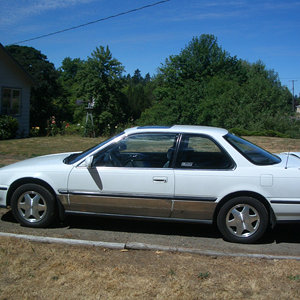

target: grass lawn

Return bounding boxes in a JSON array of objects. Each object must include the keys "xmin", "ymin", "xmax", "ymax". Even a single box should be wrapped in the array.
[{"xmin": 0, "ymin": 135, "xmax": 105, "ymax": 167}]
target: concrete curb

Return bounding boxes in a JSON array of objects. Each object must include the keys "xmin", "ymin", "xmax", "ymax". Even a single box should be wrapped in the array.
[
  {"xmin": 125, "ymin": 242, "xmax": 300, "ymax": 261},
  {"xmin": 1, "ymin": 232, "xmax": 300, "ymax": 261},
  {"xmin": 0, "ymin": 232, "xmax": 125, "ymax": 249}
]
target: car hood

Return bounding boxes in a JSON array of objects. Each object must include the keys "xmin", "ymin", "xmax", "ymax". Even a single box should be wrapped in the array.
[{"xmin": 0, "ymin": 152, "xmax": 75, "ymax": 171}]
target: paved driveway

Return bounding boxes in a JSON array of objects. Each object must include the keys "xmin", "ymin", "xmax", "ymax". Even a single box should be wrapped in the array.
[{"xmin": 1, "ymin": 208, "xmax": 300, "ymax": 257}]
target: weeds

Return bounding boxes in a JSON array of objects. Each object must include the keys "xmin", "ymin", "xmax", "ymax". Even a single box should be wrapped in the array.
[
  {"xmin": 287, "ymin": 275, "xmax": 300, "ymax": 281},
  {"xmin": 198, "ymin": 272, "xmax": 210, "ymax": 280}
]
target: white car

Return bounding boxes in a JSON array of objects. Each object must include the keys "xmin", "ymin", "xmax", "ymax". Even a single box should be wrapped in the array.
[{"xmin": 0, "ymin": 125, "xmax": 300, "ymax": 243}]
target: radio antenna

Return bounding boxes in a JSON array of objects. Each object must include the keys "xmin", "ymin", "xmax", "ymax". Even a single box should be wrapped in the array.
[{"xmin": 285, "ymin": 151, "xmax": 290, "ymax": 169}]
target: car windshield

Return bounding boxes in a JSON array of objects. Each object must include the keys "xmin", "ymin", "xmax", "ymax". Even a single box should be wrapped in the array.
[
  {"xmin": 224, "ymin": 133, "xmax": 281, "ymax": 165},
  {"xmin": 63, "ymin": 131, "xmax": 125, "ymax": 165}
]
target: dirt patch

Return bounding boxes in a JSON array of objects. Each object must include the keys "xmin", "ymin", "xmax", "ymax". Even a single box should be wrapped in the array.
[
  {"xmin": 245, "ymin": 136, "xmax": 300, "ymax": 153},
  {"xmin": 0, "ymin": 236, "xmax": 300, "ymax": 299}
]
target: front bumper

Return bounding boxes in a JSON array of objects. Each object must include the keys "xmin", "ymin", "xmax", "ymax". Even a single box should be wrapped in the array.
[{"xmin": 0, "ymin": 186, "xmax": 8, "ymax": 208}]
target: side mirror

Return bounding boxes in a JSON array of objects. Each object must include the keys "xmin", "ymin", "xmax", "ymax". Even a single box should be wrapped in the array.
[{"xmin": 84, "ymin": 156, "xmax": 94, "ymax": 168}]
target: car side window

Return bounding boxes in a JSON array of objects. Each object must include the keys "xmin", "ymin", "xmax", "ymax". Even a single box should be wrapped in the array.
[
  {"xmin": 175, "ymin": 134, "xmax": 234, "ymax": 170},
  {"xmin": 93, "ymin": 133, "xmax": 177, "ymax": 168}
]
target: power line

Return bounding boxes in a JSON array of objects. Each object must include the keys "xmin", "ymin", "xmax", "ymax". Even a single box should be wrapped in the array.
[{"xmin": 8, "ymin": 0, "xmax": 170, "ymax": 45}]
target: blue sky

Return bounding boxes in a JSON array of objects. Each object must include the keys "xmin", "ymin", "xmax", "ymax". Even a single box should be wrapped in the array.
[{"xmin": 1, "ymin": 0, "xmax": 299, "ymax": 95}]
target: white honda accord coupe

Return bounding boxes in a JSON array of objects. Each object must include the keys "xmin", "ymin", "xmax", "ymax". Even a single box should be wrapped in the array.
[{"xmin": 1, "ymin": 125, "xmax": 300, "ymax": 243}]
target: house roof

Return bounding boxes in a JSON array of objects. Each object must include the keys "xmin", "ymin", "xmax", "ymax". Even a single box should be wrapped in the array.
[{"xmin": 0, "ymin": 43, "xmax": 34, "ymax": 86}]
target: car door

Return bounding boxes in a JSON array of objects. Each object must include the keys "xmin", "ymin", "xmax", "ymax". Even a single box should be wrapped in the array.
[
  {"xmin": 172, "ymin": 134, "xmax": 236, "ymax": 220},
  {"xmin": 67, "ymin": 133, "xmax": 178, "ymax": 217}
]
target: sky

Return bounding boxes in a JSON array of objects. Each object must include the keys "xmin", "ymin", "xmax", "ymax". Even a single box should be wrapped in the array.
[{"xmin": 0, "ymin": 0, "xmax": 299, "ymax": 95}]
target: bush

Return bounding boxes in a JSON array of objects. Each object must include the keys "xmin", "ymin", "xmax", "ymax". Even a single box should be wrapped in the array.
[
  {"xmin": 64, "ymin": 123, "xmax": 84, "ymax": 136},
  {"xmin": 229, "ymin": 127, "xmax": 288, "ymax": 138},
  {"xmin": 30, "ymin": 126, "xmax": 40, "ymax": 137},
  {"xmin": 0, "ymin": 115, "xmax": 18, "ymax": 140}
]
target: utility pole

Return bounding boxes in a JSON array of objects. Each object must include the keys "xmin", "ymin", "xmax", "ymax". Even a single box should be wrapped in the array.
[{"xmin": 289, "ymin": 80, "xmax": 297, "ymax": 112}]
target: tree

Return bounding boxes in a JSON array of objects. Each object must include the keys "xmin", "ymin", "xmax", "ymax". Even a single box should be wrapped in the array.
[
  {"xmin": 139, "ymin": 34, "xmax": 239, "ymax": 125},
  {"xmin": 75, "ymin": 46, "xmax": 128, "ymax": 134},
  {"xmin": 138, "ymin": 34, "xmax": 292, "ymax": 134},
  {"xmin": 56, "ymin": 57, "xmax": 84, "ymax": 122},
  {"xmin": 5, "ymin": 45, "xmax": 60, "ymax": 131},
  {"xmin": 123, "ymin": 69, "xmax": 155, "ymax": 120}
]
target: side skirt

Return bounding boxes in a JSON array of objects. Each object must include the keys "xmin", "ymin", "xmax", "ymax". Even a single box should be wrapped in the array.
[{"xmin": 64, "ymin": 210, "xmax": 213, "ymax": 224}]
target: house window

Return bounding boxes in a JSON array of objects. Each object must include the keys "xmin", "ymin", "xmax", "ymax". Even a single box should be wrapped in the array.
[{"xmin": 1, "ymin": 88, "xmax": 21, "ymax": 115}]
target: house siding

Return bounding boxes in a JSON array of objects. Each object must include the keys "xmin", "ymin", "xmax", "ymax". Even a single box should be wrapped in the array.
[{"xmin": 0, "ymin": 47, "xmax": 32, "ymax": 137}]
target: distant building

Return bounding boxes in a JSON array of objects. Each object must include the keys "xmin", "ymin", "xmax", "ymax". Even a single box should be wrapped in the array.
[
  {"xmin": 296, "ymin": 105, "xmax": 300, "ymax": 114},
  {"xmin": 0, "ymin": 43, "xmax": 33, "ymax": 137}
]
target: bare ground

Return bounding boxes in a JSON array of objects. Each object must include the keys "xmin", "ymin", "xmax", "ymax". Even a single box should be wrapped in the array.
[{"xmin": 0, "ymin": 236, "xmax": 300, "ymax": 300}]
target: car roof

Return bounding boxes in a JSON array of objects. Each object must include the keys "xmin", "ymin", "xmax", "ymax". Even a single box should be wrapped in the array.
[{"xmin": 124, "ymin": 125, "xmax": 228, "ymax": 136}]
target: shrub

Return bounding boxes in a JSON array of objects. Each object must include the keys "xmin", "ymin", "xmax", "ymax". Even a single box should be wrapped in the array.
[
  {"xmin": 30, "ymin": 126, "xmax": 40, "ymax": 137},
  {"xmin": 64, "ymin": 123, "xmax": 84, "ymax": 136},
  {"xmin": 229, "ymin": 127, "xmax": 288, "ymax": 138},
  {"xmin": 0, "ymin": 115, "xmax": 18, "ymax": 140}
]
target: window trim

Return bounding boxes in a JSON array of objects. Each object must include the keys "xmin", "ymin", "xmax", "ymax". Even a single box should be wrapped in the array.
[{"xmin": 174, "ymin": 133, "xmax": 236, "ymax": 171}]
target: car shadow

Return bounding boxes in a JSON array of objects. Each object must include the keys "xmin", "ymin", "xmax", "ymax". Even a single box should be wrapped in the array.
[
  {"xmin": 64, "ymin": 213, "xmax": 300, "ymax": 244},
  {"xmin": 1, "ymin": 210, "xmax": 18, "ymax": 223},
  {"xmin": 2, "ymin": 210, "xmax": 300, "ymax": 244},
  {"xmin": 266, "ymin": 223, "xmax": 300, "ymax": 244},
  {"xmin": 64, "ymin": 213, "xmax": 221, "ymax": 239}
]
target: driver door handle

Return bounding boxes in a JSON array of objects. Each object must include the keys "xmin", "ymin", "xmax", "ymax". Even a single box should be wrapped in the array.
[{"xmin": 153, "ymin": 176, "xmax": 168, "ymax": 183}]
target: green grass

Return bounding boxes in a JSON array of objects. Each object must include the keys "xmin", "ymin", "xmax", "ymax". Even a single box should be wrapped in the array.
[
  {"xmin": 287, "ymin": 275, "xmax": 300, "ymax": 281},
  {"xmin": 0, "ymin": 135, "xmax": 105, "ymax": 167},
  {"xmin": 197, "ymin": 271, "xmax": 210, "ymax": 280}
]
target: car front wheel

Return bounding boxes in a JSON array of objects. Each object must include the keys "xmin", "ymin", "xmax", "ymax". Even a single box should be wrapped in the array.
[
  {"xmin": 11, "ymin": 183, "xmax": 57, "ymax": 228},
  {"xmin": 217, "ymin": 196, "xmax": 269, "ymax": 243}
]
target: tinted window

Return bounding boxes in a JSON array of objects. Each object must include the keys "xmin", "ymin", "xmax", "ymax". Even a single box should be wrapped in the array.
[
  {"xmin": 93, "ymin": 133, "xmax": 177, "ymax": 168},
  {"xmin": 225, "ymin": 133, "xmax": 281, "ymax": 165},
  {"xmin": 175, "ymin": 134, "xmax": 234, "ymax": 169}
]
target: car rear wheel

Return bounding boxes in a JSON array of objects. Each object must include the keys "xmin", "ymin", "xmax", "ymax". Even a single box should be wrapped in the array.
[
  {"xmin": 11, "ymin": 183, "xmax": 57, "ymax": 228},
  {"xmin": 217, "ymin": 196, "xmax": 269, "ymax": 243}
]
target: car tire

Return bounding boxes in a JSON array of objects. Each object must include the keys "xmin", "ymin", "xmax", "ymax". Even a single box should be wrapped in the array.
[
  {"xmin": 217, "ymin": 196, "xmax": 269, "ymax": 244},
  {"xmin": 11, "ymin": 183, "xmax": 57, "ymax": 228}
]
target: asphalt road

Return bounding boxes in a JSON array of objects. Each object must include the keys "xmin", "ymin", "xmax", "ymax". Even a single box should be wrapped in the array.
[{"xmin": 1, "ymin": 208, "xmax": 300, "ymax": 257}]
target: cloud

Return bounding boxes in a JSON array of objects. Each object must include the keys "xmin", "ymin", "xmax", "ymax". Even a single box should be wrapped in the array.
[
  {"xmin": 0, "ymin": 0, "xmax": 96, "ymax": 26},
  {"xmin": 164, "ymin": 0, "xmax": 300, "ymax": 23},
  {"xmin": 168, "ymin": 11, "xmax": 242, "ymax": 22}
]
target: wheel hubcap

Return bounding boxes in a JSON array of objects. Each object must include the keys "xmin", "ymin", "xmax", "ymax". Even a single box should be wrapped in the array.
[
  {"xmin": 17, "ymin": 191, "xmax": 47, "ymax": 223},
  {"xmin": 226, "ymin": 204, "xmax": 260, "ymax": 238}
]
